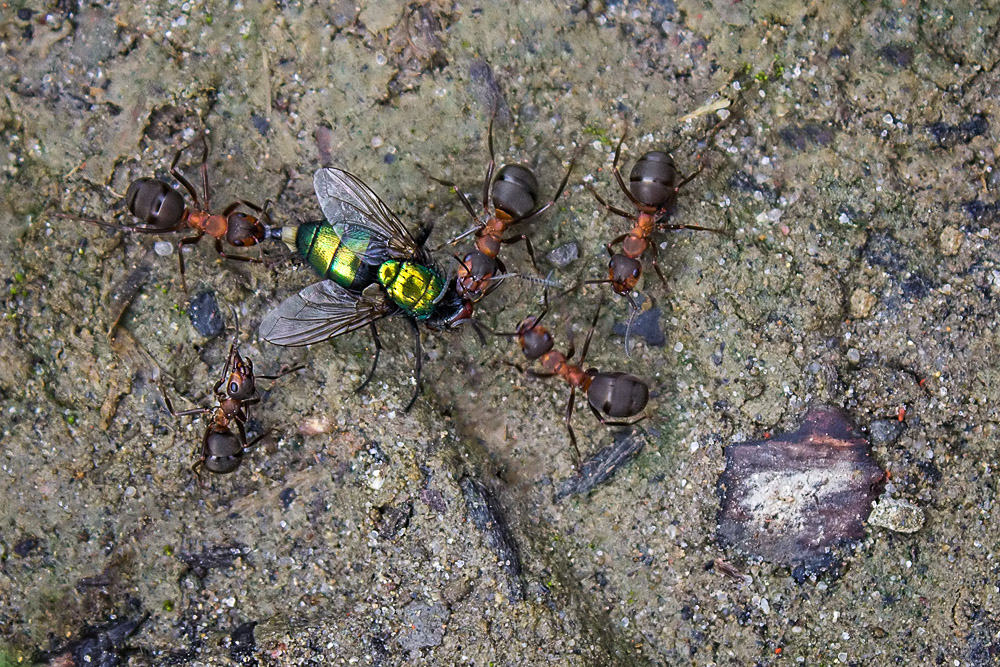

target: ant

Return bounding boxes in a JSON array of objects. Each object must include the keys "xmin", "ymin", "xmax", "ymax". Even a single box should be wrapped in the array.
[
  {"xmin": 57, "ymin": 132, "xmax": 277, "ymax": 290},
  {"xmin": 502, "ymin": 296, "xmax": 649, "ymax": 465},
  {"xmin": 161, "ymin": 311, "xmax": 301, "ymax": 475},
  {"xmin": 587, "ymin": 132, "xmax": 724, "ymax": 354},
  {"xmin": 427, "ymin": 118, "xmax": 574, "ymax": 302}
]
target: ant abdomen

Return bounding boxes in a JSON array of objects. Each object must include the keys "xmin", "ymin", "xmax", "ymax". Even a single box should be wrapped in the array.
[
  {"xmin": 628, "ymin": 151, "xmax": 677, "ymax": 208},
  {"xmin": 492, "ymin": 164, "xmax": 539, "ymax": 219},
  {"xmin": 125, "ymin": 178, "xmax": 186, "ymax": 228},
  {"xmin": 202, "ymin": 427, "xmax": 245, "ymax": 474},
  {"xmin": 587, "ymin": 371, "xmax": 649, "ymax": 418}
]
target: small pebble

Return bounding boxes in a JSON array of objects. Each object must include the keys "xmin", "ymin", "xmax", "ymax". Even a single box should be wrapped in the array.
[
  {"xmin": 868, "ymin": 419, "xmax": 904, "ymax": 445},
  {"xmin": 154, "ymin": 241, "xmax": 174, "ymax": 256},
  {"xmin": 849, "ymin": 288, "xmax": 876, "ymax": 318},
  {"xmin": 546, "ymin": 241, "xmax": 578, "ymax": 268},
  {"xmin": 846, "ymin": 348, "xmax": 861, "ymax": 365},
  {"xmin": 868, "ymin": 496, "xmax": 924, "ymax": 533},
  {"xmin": 188, "ymin": 291, "xmax": 226, "ymax": 337},
  {"xmin": 939, "ymin": 226, "xmax": 963, "ymax": 256}
]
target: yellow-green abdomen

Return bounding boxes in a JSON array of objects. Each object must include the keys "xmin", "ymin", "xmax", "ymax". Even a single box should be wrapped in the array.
[
  {"xmin": 283, "ymin": 222, "xmax": 379, "ymax": 290},
  {"xmin": 378, "ymin": 260, "xmax": 444, "ymax": 319}
]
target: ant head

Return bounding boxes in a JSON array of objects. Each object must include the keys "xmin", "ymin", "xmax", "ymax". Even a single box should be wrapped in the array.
[
  {"xmin": 224, "ymin": 350, "xmax": 256, "ymax": 400},
  {"xmin": 226, "ymin": 211, "xmax": 265, "ymax": 247},
  {"xmin": 455, "ymin": 251, "xmax": 497, "ymax": 300},
  {"xmin": 516, "ymin": 316, "xmax": 554, "ymax": 361},
  {"xmin": 608, "ymin": 254, "xmax": 642, "ymax": 293}
]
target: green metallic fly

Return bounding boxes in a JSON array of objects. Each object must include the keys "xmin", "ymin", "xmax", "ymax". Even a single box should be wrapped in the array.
[{"xmin": 259, "ymin": 168, "xmax": 472, "ymax": 410}]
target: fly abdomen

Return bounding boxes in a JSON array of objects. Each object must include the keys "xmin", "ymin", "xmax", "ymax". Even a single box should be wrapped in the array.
[{"xmin": 283, "ymin": 222, "xmax": 380, "ymax": 290}]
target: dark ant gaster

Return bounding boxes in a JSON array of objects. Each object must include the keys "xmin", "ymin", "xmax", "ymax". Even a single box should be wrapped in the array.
[
  {"xmin": 588, "ymin": 132, "xmax": 724, "ymax": 354},
  {"xmin": 161, "ymin": 310, "xmax": 301, "ymax": 475},
  {"xmin": 428, "ymin": 118, "xmax": 574, "ymax": 302},
  {"xmin": 57, "ymin": 132, "xmax": 276, "ymax": 290},
  {"xmin": 502, "ymin": 297, "xmax": 649, "ymax": 465}
]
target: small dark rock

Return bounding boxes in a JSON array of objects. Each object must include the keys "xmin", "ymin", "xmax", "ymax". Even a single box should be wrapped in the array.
[
  {"xmin": 371, "ymin": 501, "xmax": 413, "ymax": 539},
  {"xmin": 383, "ymin": 152, "xmax": 396, "ymax": 164},
  {"xmin": 36, "ymin": 613, "xmax": 148, "ymax": 667},
  {"xmin": 555, "ymin": 430, "xmax": 645, "ymax": 501},
  {"xmin": 963, "ymin": 200, "xmax": 998, "ymax": 221},
  {"xmin": 250, "ymin": 114, "xmax": 270, "ymax": 137},
  {"xmin": 460, "ymin": 476, "xmax": 523, "ymax": 601},
  {"xmin": 188, "ymin": 291, "xmax": 225, "ymax": 337},
  {"xmin": 469, "ymin": 58, "xmax": 510, "ymax": 123},
  {"xmin": 17, "ymin": 7, "xmax": 34, "ymax": 20},
  {"xmin": 778, "ymin": 123, "xmax": 835, "ymax": 151},
  {"xmin": 229, "ymin": 621, "xmax": 258, "ymax": 666},
  {"xmin": 927, "ymin": 114, "xmax": 989, "ymax": 147},
  {"xmin": 611, "ymin": 307, "xmax": 665, "ymax": 347},
  {"xmin": 546, "ymin": 241, "xmax": 578, "ymax": 268},
  {"xmin": 880, "ymin": 43, "xmax": 914, "ymax": 68},
  {"xmin": 279, "ymin": 487, "xmax": 296, "ymax": 509},
  {"xmin": 13, "ymin": 536, "xmax": 39, "ymax": 556},
  {"xmin": 178, "ymin": 543, "xmax": 251, "ymax": 578}
]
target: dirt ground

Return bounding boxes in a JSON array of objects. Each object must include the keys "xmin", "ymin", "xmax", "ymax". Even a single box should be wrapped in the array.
[{"xmin": 2, "ymin": 0, "xmax": 999, "ymax": 665}]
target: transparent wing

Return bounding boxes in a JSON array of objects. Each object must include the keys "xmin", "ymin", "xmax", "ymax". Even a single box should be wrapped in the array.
[
  {"xmin": 314, "ymin": 167, "xmax": 421, "ymax": 259},
  {"xmin": 258, "ymin": 280, "xmax": 393, "ymax": 347}
]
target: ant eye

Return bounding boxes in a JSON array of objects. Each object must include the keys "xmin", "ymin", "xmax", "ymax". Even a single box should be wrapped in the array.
[
  {"xmin": 229, "ymin": 381, "xmax": 239, "ymax": 394},
  {"xmin": 632, "ymin": 268, "xmax": 640, "ymax": 278}
]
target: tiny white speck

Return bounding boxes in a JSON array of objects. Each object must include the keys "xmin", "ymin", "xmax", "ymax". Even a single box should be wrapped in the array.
[{"xmin": 154, "ymin": 241, "xmax": 174, "ymax": 256}]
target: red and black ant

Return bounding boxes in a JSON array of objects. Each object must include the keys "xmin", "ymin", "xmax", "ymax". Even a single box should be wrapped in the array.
[
  {"xmin": 502, "ymin": 297, "xmax": 649, "ymax": 465},
  {"xmin": 57, "ymin": 132, "xmax": 277, "ymax": 290},
  {"xmin": 428, "ymin": 119, "xmax": 574, "ymax": 302},
  {"xmin": 588, "ymin": 132, "xmax": 724, "ymax": 354},
  {"xmin": 161, "ymin": 311, "xmax": 301, "ymax": 475}
]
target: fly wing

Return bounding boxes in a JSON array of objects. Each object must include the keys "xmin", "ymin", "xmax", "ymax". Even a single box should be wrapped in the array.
[
  {"xmin": 314, "ymin": 167, "xmax": 422, "ymax": 259},
  {"xmin": 258, "ymin": 280, "xmax": 393, "ymax": 347}
]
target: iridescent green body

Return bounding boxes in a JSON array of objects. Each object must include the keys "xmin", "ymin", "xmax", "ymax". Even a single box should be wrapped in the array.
[
  {"xmin": 377, "ymin": 260, "xmax": 444, "ymax": 319},
  {"xmin": 281, "ymin": 222, "xmax": 379, "ymax": 290}
]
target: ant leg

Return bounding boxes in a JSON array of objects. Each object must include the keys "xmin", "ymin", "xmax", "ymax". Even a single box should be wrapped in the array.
[
  {"xmin": 623, "ymin": 304, "xmax": 640, "ymax": 359},
  {"xmin": 482, "ymin": 115, "xmax": 498, "ymax": 211},
  {"xmin": 588, "ymin": 402, "xmax": 648, "ymax": 429},
  {"xmin": 578, "ymin": 300, "xmax": 603, "ymax": 365},
  {"xmin": 176, "ymin": 233, "xmax": 204, "ymax": 291},
  {"xmin": 565, "ymin": 387, "xmax": 582, "ymax": 466},
  {"xmin": 256, "ymin": 364, "xmax": 305, "ymax": 384},
  {"xmin": 469, "ymin": 319, "xmax": 488, "ymax": 346},
  {"xmin": 659, "ymin": 220, "xmax": 728, "ymax": 235},
  {"xmin": 609, "ymin": 131, "xmax": 644, "ymax": 209},
  {"xmin": 605, "ymin": 232, "xmax": 629, "ymax": 258},
  {"xmin": 500, "ymin": 233, "xmax": 539, "ymax": 272},
  {"xmin": 169, "ymin": 143, "xmax": 202, "ymax": 209},
  {"xmin": 160, "ymin": 386, "xmax": 210, "ymax": 418},
  {"xmin": 673, "ymin": 164, "xmax": 704, "ymax": 192},
  {"xmin": 52, "ymin": 213, "xmax": 187, "ymax": 235},
  {"xmin": 243, "ymin": 427, "xmax": 273, "ymax": 451},
  {"xmin": 517, "ymin": 150, "xmax": 577, "ymax": 222},
  {"xmin": 212, "ymin": 238, "xmax": 264, "ymax": 264},
  {"xmin": 648, "ymin": 241, "xmax": 669, "ymax": 287},
  {"xmin": 404, "ymin": 318, "xmax": 422, "ymax": 412},
  {"xmin": 588, "ymin": 185, "xmax": 635, "ymax": 221},
  {"xmin": 198, "ymin": 132, "xmax": 212, "ymax": 210},
  {"xmin": 526, "ymin": 369, "xmax": 557, "ymax": 379},
  {"xmin": 355, "ymin": 323, "xmax": 382, "ymax": 395}
]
